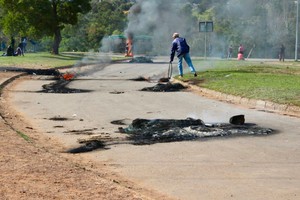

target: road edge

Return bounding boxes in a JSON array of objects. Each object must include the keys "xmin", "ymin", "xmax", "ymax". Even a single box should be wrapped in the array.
[{"xmin": 174, "ymin": 79, "xmax": 300, "ymax": 118}]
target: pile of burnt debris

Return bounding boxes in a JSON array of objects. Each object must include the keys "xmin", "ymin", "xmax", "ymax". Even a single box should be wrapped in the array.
[
  {"xmin": 141, "ymin": 82, "xmax": 186, "ymax": 92},
  {"xmin": 40, "ymin": 79, "xmax": 92, "ymax": 93},
  {"xmin": 67, "ymin": 140, "xmax": 105, "ymax": 154},
  {"xmin": 129, "ymin": 56, "xmax": 153, "ymax": 63},
  {"xmin": 130, "ymin": 76, "xmax": 149, "ymax": 81},
  {"xmin": 119, "ymin": 115, "xmax": 274, "ymax": 145},
  {"xmin": 130, "ymin": 76, "xmax": 170, "ymax": 83},
  {"xmin": 1, "ymin": 67, "xmax": 60, "ymax": 76},
  {"xmin": 66, "ymin": 115, "xmax": 274, "ymax": 153},
  {"xmin": 0, "ymin": 67, "xmax": 89, "ymax": 93}
]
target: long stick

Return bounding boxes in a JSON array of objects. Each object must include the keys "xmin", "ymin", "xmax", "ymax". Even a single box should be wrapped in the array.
[
  {"xmin": 168, "ymin": 63, "xmax": 173, "ymax": 79},
  {"xmin": 247, "ymin": 44, "xmax": 255, "ymax": 59}
]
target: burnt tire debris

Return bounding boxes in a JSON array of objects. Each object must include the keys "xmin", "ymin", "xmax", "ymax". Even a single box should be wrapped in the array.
[
  {"xmin": 0, "ymin": 67, "xmax": 60, "ymax": 76},
  {"xmin": 229, "ymin": 115, "xmax": 245, "ymax": 125},
  {"xmin": 40, "ymin": 79, "xmax": 92, "ymax": 93},
  {"xmin": 66, "ymin": 140, "xmax": 105, "ymax": 154},
  {"xmin": 48, "ymin": 116, "xmax": 71, "ymax": 121},
  {"xmin": 129, "ymin": 76, "xmax": 170, "ymax": 83},
  {"xmin": 129, "ymin": 56, "xmax": 153, "ymax": 63},
  {"xmin": 63, "ymin": 128, "xmax": 98, "ymax": 135},
  {"xmin": 158, "ymin": 77, "xmax": 170, "ymax": 83},
  {"xmin": 129, "ymin": 76, "xmax": 149, "ymax": 81},
  {"xmin": 111, "ymin": 119, "xmax": 129, "ymax": 125},
  {"xmin": 66, "ymin": 116, "xmax": 274, "ymax": 153},
  {"xmin": 119, "ymin": 117, "xmax": 274, "ymax": 145},
  {"xmin": 141, "ymin": 82, "xmax": 186, "ymax": 92},
  {"xmin": 0, "ymin": 66, "xmax": 92, "ymax": 93}
]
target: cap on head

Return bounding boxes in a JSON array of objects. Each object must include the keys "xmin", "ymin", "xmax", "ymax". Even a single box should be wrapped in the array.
[{"xmin": 172, "ymin": 33, "xmax": 179, "ymax": 38}]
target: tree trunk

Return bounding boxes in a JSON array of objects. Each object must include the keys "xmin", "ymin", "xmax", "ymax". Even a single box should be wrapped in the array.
[
  {"xmin": 51, "ymin": 0, "xmax": 61, "ymax": 55},
  {"xmin": 52, "ymin": 28, "xmax": 61, "ymax": 55}
]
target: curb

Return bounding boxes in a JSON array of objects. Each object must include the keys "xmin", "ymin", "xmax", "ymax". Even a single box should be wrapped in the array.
[{"xmin": 0, "ymin": 72, "xmax": 27, "ymax": 95}]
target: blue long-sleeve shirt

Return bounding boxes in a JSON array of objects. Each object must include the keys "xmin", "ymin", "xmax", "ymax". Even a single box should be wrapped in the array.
[{"xmin": 170, "ymin": 37, "xmax": 190, "ymax": 62}]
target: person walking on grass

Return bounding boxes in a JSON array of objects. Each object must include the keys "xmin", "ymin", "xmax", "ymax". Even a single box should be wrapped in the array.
[
  {"xmin": 170, "ymin": 33, "xmax": 197, "ymax": 77},
  {"xmin": 228, "ymin": 45, "xmax": 233, "ymax": 58},
  {"xmin": 279, "ymin": 44, "xmax": 285, "ymax": 62}
]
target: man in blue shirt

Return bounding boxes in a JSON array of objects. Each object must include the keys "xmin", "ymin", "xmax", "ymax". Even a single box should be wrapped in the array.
[{"xmin": 170, "ymin": 33, "xmax": 197, "ymax": 77}]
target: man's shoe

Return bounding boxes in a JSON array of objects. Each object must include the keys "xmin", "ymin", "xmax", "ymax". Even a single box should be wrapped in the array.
[{"xmin": 194, "ymin": 73, "xmax": 197, "ymax": 77}]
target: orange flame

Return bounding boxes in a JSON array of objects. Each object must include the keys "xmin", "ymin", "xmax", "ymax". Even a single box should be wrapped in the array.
[
  {"xmin": 62, "ymin": 72, "xmax": 75, "ymax": 81},
  {"xmin": 125, "ymin": 33, "xmax": 134, "ymax": 57}
]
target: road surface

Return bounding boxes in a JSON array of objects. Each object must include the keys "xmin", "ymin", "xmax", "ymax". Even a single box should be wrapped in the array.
[{"xmin": 7, "ymin": 57, "xmax": 300, "ymax": 200}]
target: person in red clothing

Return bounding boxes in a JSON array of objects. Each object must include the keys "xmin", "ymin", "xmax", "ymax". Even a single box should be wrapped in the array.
[{"xmin": 237, "ymin": 44, "xmax": 244, "ymax": 60}]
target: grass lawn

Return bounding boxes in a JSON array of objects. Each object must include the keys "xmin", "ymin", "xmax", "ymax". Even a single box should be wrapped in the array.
[
  {"xmin": 0, "ymin": 52, "xmax": 128, "ymax": 68},
  {"xmin": 181, "ymin": 59, "xmax": 300, "ymax": 107},
  {"xmin": 0, "ymin": 52, "xmax": 86, "ymax": 68}
]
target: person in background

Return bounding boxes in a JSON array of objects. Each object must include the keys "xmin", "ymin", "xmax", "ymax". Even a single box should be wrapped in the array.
[
  {"xmin": 21, "ymin": 37, "xmax": 27, "ymax": 53},
  {"xmin": 15, "ymin": 47, "xmax": 23, "ymax": 56},
  {"xmin": 170, "ymin": 32, "xmax": 197, "ymax": 77},
  {"xmin": 227, "ymin": 45, "xmax": 233, "ymax": 58},
  {"xmin": 1, "ymin": 41, "xmax": 5, "ymax": 50},
  {"xmin": 15, "ymin": 43, "xmax": 24, "ymax": 56},
  {"xmin": 238, "ymin": 44, "xmax": 244, "ymax": 54},
  {"xmin": 279, "ymin": 44, "xmax": 285, "ymax": 62},
  {"xmin": 237, "ymin": 44, "xmax": 245, "ymax": 60},
  {"xmin": 7, "ymin": 45, "xmax": 14, "ymax": 56}
]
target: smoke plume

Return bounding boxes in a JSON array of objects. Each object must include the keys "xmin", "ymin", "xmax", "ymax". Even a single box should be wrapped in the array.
[{"xmin": 125, "ymin": 0, "xmax": 198, "ymax": 55}]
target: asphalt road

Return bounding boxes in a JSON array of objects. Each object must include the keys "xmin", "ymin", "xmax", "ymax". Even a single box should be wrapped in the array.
[{"xmin": 8, "ymin": 57, "xmax": 300, "ymax": 200}]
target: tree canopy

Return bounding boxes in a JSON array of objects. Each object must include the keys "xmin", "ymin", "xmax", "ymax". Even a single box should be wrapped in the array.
[
  {"xmin": 0, "ymin": 0, "xmax": 91, "ymax": 54},
  {"xmin": 0, "ymin": 0, "xmax": 299, "ymax": 58}
]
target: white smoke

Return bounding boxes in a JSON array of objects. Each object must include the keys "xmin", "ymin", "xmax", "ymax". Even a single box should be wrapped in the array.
[{"xmin": 125, "ymin": 0, "xmax": 198, "ymax": 55}]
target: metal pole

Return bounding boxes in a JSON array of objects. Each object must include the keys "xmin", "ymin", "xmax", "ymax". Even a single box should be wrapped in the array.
[
  {"xmin": 204, "ymin": 31, "xmax": 207, "ymax": 59},
  {"xmin": 295, "ymin": 0, "xmax": 299, "ymax": 61}
]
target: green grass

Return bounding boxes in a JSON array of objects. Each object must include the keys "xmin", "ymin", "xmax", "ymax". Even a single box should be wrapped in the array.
[
  {"xmin": 16, "ymin": 130, "xmax": 31, "ymax": 141},
  {"xmin": 0, "ymin": 52, "xmax": 128, "ymax": 68},
  {"xmin": 0, "ymin": 52, "xmax": 84, "ymax": 68},
  {"xmin": 181, "ymin": 59, "xmax": 300, "ymax": 107}
]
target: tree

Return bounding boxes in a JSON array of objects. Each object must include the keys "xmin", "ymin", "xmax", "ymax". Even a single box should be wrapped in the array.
[
  {"xmin": 0, "ymin": 0, "xmax": 91, "ymax": 54},
  {"xmin": 85, "ymin": 0, "xmax": 132, "ymax": 50},
  {"xmin": 190, "ymin": 0, "xmax": 297, "ymax": 58},
  {"xmin": 60, "ymin": 0, "xmax": 132, "ymax": 51}
]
